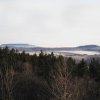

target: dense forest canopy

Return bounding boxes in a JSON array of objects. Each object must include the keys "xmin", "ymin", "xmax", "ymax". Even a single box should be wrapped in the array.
[{"xmin": 0, "ymin": 47, "xmax": 100, "ymax": 100}]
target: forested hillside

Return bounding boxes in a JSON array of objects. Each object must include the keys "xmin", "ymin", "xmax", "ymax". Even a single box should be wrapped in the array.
[{"xmin": 0, "ymin": 47, "xmax": 100, "ymax": 100}]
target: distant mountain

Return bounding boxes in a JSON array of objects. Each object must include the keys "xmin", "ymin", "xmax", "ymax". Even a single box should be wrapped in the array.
[
  {"xmin": 77, "ymin": 45, "xmax": 99, "ymax": 49},
  {"xmin": 0, "ymin": 44, "xmax": 100, "ymax": 52},
  {"xmin": 76, "ymin": 45, "xmax": 100, "ymax": 51},
  {"xmin": 0, "ymin": 44, "xmax": 36, "ymax": 48}
]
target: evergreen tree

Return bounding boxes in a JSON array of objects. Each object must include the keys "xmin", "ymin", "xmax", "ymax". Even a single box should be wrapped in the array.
[
  {"xmin": 76, "ymin": 59, "xmax": 88, "ymax": 77},
  {"xmin": 89, "ymin": 58, "xmax": 100, "ymax": 81}
]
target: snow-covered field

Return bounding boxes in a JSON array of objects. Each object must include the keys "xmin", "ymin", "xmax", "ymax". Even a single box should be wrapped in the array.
[
  {"xmin": 26, "ymin": 50, "xmax": 100, "ymax": 56},
  {"xmin": 58, "ymin": 50, "xmax": 100, "ymax": 55}
]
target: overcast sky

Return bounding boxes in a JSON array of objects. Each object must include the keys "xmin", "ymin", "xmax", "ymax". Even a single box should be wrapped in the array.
[{"xmin": 0, "ymin": 0, "xmax": 100, "ymax": 47}]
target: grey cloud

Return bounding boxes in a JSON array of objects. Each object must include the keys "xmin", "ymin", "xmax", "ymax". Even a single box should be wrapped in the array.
[{"xmin": 0, "ymin": 0, "xmax": 100, "ymax": 46}]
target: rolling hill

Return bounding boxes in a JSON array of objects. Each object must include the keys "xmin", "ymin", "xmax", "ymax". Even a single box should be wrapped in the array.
[{"xmin": 0, "ymin": 44, "xmax": 100, "ymax": 55}]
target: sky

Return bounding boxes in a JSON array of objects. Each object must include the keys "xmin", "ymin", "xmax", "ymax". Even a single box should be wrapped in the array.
[{"xmin": 0, "ymin": 0, "xmax": 100, "ymax": 47}]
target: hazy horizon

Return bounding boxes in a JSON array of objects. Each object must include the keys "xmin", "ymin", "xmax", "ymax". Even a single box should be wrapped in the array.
[
  {"xmin": 0, "ymin": 0, "xmax": 100, "ymax": 47},
  {"xmin": 0, "ymin": 43, "xmax": 100, "ymax": 48}
]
